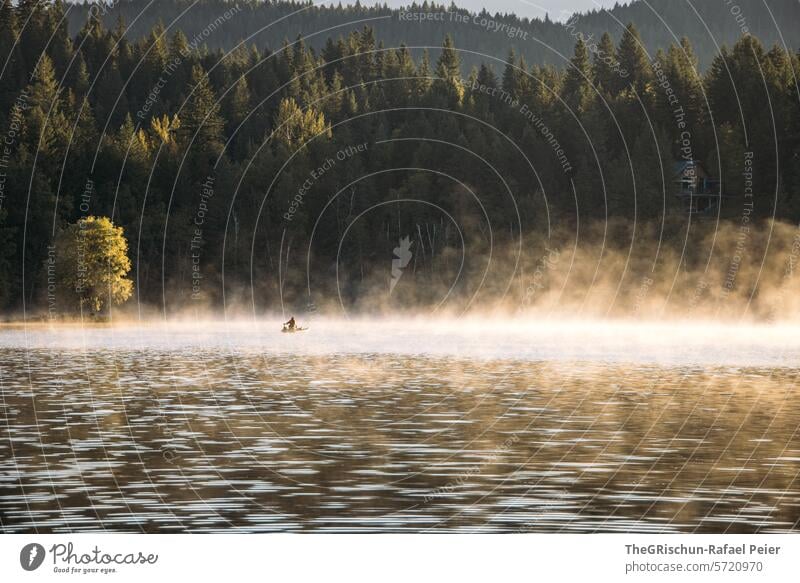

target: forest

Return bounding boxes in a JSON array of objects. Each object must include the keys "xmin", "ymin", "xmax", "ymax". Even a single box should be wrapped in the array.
[
  {"xmin": 62, "ymin": 0, "xmax": 800, "ymax": 70},
  {"xmin": 0, "ymin": 0, "xmax": 799, "ymax": 317}
]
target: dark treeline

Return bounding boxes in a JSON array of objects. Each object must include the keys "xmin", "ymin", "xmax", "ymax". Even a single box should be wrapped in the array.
[
  {"xmin": 61, "ymin": 0, "xmax": 800, "ymax": 70},
  {"xmin": 0, "ymin": 0, "xmax": 799, "ymax": 315}
]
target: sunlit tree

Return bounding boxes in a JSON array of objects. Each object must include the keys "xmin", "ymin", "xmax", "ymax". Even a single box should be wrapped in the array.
[
  {"xmin": 54, "ymin": 216, "xmax": 134, "ymax": 314},
  {"xmin": 271, "ymin": 97, "xmax": 331, "ymax": 150}
]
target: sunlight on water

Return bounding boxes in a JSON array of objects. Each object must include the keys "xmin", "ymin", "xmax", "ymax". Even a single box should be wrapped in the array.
[
  {"xmin": 1, "ymin": 319, "xmax": 799, "ymax": 532},
  {"xmin": 6, "ymin": 318, "xmax": 800, "ymax": 365}
]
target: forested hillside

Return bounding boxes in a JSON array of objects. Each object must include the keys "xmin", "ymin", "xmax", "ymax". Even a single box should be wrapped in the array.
[
  {"xmin": 62, "ymin": 0, "xmax": 800, "ymax": 69},
  {"xmin": 0, "ymin": 0, "xmax": 798, "ymax": 316}
]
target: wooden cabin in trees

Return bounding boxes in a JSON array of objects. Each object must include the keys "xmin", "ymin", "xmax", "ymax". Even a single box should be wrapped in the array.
[{"xmin": 674, "ymin": 160, "xmax": 722, "ymax": 215}]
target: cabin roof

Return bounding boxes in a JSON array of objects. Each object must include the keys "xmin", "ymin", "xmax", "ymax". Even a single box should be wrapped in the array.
[{"xmin": 673, "ymin": 159, "xmax": 710, "ymax": 179}]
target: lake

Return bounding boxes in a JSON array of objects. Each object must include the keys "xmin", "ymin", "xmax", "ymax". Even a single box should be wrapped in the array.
[{"xmin": 1, "ymin": 319, "xmax": 799, "ymax": 532}]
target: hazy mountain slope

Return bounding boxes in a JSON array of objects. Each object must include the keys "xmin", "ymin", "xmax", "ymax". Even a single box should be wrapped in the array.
[{"xmin": 65, "ymin": 0, "xmax": 799, "ymax": 69}]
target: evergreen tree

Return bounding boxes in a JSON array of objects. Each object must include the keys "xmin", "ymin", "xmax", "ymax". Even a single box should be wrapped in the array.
[
  {"xmin": 592, "ymin": 32, "xmax": 619, "ymax": 94},
  {"xmin": 16, "ymin": 0, "xmax": 48, "ymax": 79},
  {"xmin": 616, "ymin": 23, "xmax": 652, "ymax": 96},
  {"xmin": 48, "ymin": 0, "xmax": 73, "ymax": 79},
  {"xmin": 95, "ymin": 64, "xmax": 128, "ymax": 128},
  {"xmin": 24, "ymin": 54, "xmax": 66, "ymax": 163},
  {"xmin": 561, "ymin": 38, "xmax": 592, "ymax": 113},
  {"xmin": 0, "ymin": 0, "xmax": 25, "ymax": 113},
  {"xmin": 433, "ymin": 35, "xmax": 463, "ymax": 107},
  {"xmin": 224, "ymin": 76, "xmax": 251, "ymax": 133},
  {"xmin": 415, "ymin": 49, "xmax": 432, "ymax": 99},
  {"xmin": 180, "ymin": 64, "xmax": 224, "ymax": 158},
  {"xmin": 271, "ymin": 97, "xmax": 330, "ymax": 150},
  {"xmin": 501, "ymin": 48, "xmax": 518, "ymax": 99},
  {"xmin": 394, "ymin": 44, "xmax": 416, "ymax": 104}
]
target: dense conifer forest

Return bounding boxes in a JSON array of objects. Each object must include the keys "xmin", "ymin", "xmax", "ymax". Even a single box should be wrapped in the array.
[
  {"xmin": 62, "ymin": 0, "xmax": 800, "ymax": 70},
  {"xmin": 0, "ymin": 0, "xmax": 798, "ymax": 316}
]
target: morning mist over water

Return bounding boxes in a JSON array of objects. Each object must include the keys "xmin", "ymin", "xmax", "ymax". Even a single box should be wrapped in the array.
[
  {"xmin": 3, "ymin": 319, "xmax": 800, "ymax": 533},
  {"xmin": 1, "ymin": 3, "xmax": 800, "ymax": 576}
]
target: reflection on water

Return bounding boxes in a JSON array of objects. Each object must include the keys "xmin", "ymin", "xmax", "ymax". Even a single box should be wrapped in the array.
[{"xmin": 1, "ymin": 322, "xmax": 799, "ymax": 533}]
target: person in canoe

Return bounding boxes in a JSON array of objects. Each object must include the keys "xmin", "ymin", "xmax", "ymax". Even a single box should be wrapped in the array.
[{"xmin": 282, "ymin": 317, "xmax": 308, "ymax": 332}]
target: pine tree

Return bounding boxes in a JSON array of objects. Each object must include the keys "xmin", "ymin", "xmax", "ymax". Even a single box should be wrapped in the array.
[
  {"xmin": 140, "ymin": 21, "xmax": 170, "ymax": 92},
  {"xmin": 657, "ymin": 38, "xmax": 704, "ymax": 158},
  {"xmin": 271, "ymin": 97, "xmax": 330, "ymax": 151},
  {"xmin": 473, "ymin": 63, "xmax": 498, "ymax": 116},
  {"xmin": 75, "ymin": 7, "xmax": 110, "ymax": 77},
  {"xmin": 357, "ymin": 26, "xmax": 377, "ymax": 81},
  {"xmin": 561, "ymin": 38, "xmax": 592, "ymax": 113},
  {"xmin": 415, "ymin": 49, "xmax": 432, "ymax": 100},
  {"xmin": 502, "ymin": 48, "xmax": 518, "ymax": 99},
  {"xmin": 324, "ymin": 70, "xmax": 344, "ymax": 120},
  {"xmin": 48, "ymin": 0, "xmax": 73, "ymax": 79},
  {"xmin": 616, "ymin": 23, "xmax": 652, "ymax": 96},
  {"xmin": 16, "ymin": 0, "xmax": 48, "ymax": 79},
  {"xmin": 24, "ymin": 55, "xmax": 65, "ymax": 161},
  {"xmin": 95, "ymin": 64, "xmax": 128, "ymax": 128},
  {"xmin": 69, "ymin": 53, "xmax": 91, "ymax": 98},
  {"xmin": 0, "ymin": 0, "xmax": 25, "ymax": 113},
  {"xmin": 591, "ymin": 32, "xmax": 618, "ymax": 94},
  {"xmin": 224, "ymin": 75, "xmax": 251, "ymax": 145},
  {"xmin": 322, "ymin": 37, "xmax": 343, "ymax": 81},
  {"xmin": 150, "ymin": 113, "xmax": 181, "ymax": 146},
  {"xmin": 115, "ymin": 114, "xmax": 150, "ymax": 167},
  {"xmin": 180, "ymin": 65, "xmax": 225, "ymax": 157},
  {"xmin": 394, "ymin": 44, "xmax": 416, "ymax": 104},
  {"xmin": 433, "ymin": 35, "xmax": 464, "ymax": 106}
]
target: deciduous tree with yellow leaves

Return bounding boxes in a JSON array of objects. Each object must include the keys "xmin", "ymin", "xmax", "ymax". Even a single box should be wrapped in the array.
[{"xmin": 54, "ymin": 216, "xmax": 134, "ymax": 315}]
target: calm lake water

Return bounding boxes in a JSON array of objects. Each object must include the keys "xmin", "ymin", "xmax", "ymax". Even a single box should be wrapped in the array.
[{"xmin": 1, "ymin": 320, "xmax": 799, "ymax": 533}]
